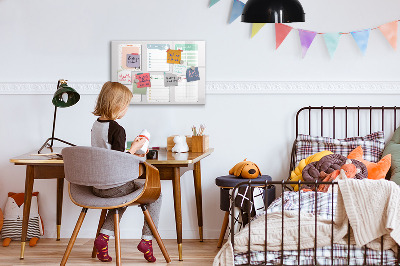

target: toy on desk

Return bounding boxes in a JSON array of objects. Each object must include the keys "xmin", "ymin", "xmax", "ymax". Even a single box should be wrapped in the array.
[
  {"xmin": 135, "ymin": 129, "xmax": 150, "ymax": 155},
  {"xmin": 229, "ymin": 159, "xmax": 261, "ymax": 179},
  {"xmin": 1, "ymin": 192, "xmax": 44, "ymax": 247},
  {"xmin": 172, "ymin": 135, "xmax": 189, "ymax": 153}
]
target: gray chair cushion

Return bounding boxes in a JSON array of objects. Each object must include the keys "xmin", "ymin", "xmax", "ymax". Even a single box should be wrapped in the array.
[
  {"xmin": 62, "ymin": 146, "xmax": 145, "ymax": 188},
  {"xmin": 69, "ymin": 180, "xmax": 145, "ymax": 208}
]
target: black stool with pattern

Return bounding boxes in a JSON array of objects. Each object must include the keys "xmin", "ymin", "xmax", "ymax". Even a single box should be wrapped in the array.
[{"xmin": 215, "ymin": 175, "xmax": 275, "ymax": 248}]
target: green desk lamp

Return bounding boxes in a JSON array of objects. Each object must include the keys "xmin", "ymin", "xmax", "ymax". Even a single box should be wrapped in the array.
[{"xmin": 38, "ymin": 79, "xmax": 80, "ymax": 154}]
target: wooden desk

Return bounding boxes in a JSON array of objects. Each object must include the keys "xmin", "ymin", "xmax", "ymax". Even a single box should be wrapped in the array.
[{"xmin": 10, "ymin": 147, "xmax": 213, "ymax": 261}]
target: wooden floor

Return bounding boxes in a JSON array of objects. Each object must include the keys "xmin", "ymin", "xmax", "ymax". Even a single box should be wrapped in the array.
[{"xmin": 0, "ymin": 239, "xmax": 221, "ymax": 265}]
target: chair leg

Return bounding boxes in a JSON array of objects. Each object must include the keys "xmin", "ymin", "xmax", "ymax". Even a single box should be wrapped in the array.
[
  {"xmin": 60, "ymin": 208, "xmax": 88, "ymax": 266},
  {"xmin": 141, "ymin": 205, "xmax": 171, "ymax": 263},
  {"xmin": 217, "ymin": 211, "xmax": 230, "ymax": 248},
  {"xmin": 91, "ymin": 209, "xmax": 108, "ymax": 258},
  {"xmin": 114, "ymin": 209, "xmax": 121, "ymax": 266}
]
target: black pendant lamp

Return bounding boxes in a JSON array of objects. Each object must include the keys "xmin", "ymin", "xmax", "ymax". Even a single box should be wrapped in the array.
[{"xmin": 242, "ymin": 0, "xmax": 305, "ymax": 23}]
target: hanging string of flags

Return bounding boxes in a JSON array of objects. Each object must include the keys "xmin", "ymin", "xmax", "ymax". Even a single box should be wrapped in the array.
[{"xmin": 209, "ymin": 0, "xmax": 399, "ymax": 58}]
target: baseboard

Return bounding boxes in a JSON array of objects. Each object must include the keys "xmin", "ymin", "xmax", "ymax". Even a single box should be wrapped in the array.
[{"xmin": 1, "ymin": 81, "xmax": 400, "ymax": 94}]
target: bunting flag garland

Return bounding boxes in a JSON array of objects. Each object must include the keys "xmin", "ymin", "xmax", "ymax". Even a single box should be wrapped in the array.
[
  {"xmin": 209, "ymin": 5, "xmax": 400, "ymax": 58},
  {"xmin": 378, "ymin": 21, "xmax": 398, "ymax": 50},
  {"xmin": 275, "ymin": 23, "xmax": 293, "ymax": 49},
  {"xmin": 251, "ymin": 23, "xmax": 266, "ymax": 38},
  {"xmin": 351, "ymin": 29, "xmax": 370, "ymax": 55},
  {"xmin": 298, "ymin": 30, "xmax": 317, "ymax": 58},
  {"xmin": 209, "ymin": 0, "xmax": 220, "ymax": 8},
  {"xmin": 323, "ymin": 33, "xmax": 341, "ymax": 58},
  {"xmin": 229, "ymin": 0, "xmax": 245, "ymax": 24}
]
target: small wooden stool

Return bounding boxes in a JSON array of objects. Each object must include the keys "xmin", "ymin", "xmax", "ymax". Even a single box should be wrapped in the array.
[{"xmin": 215, "ymin": 175, "xmax": 275, "ymax": 248}]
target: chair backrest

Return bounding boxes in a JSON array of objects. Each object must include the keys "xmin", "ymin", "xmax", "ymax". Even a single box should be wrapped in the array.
[{"xmin": 62, "ymin": 146, "xmax": 145, "ymax": 187}]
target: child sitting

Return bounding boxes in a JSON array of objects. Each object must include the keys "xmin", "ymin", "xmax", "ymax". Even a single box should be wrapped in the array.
[{"xmin": 91, "ymin": 81, "xmax": 161, "ymax": 263}]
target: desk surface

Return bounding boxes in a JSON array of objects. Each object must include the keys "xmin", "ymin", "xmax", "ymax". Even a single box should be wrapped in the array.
[{"xmin": 10, "ymin": 147, "xmax": 214, "ymax": 165}]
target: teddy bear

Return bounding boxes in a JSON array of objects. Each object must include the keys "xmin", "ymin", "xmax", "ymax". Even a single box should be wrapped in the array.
[
  {"xmin": 1, "ymin": 192, "xmax": 44, "ymax": 247},
  {"xmin": 172, "ymin": 135, "xmax": 189, "ymax": 153},
  {"xmin": 229, "ymin": 159, "xmax": 261, "ymax": 179}
]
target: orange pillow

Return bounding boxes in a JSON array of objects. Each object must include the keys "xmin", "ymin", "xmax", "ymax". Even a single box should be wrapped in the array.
[{"xmin": 347, "ymin": 146, "xmax": 391, "ymax": 180}]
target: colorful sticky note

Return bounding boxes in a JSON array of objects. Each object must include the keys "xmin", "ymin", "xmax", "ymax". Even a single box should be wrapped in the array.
[
  {"xmin": 132, "ymin": 83, "xmax": 147, "ymax": 95},
  {"xmin": 186, "ymin": 67, "xmax": 200, "ymax": 82},
  {"xmin": 167, "ymin": 49, "xmax": 182, "ymax": 64},
  {"xmin": 118, "ymin": 70, "xmax": 132, "ymax": 85},
  {"xmin": 164, "ymin": 73, "xmax": 179, "ymax": 87},
  {"xmin": 136, "ymin": 73, "xmax": 151, "ymax": 88},
  {"xmin": 126, "ymin": 53, "xmax": 140, "ymax": 68},
  {"xmin": 173, "ymin": 64, "xmax": 187, "ymax": 75}
]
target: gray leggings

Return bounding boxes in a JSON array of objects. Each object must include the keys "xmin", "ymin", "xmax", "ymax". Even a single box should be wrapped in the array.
[{"xmin": 92, "ymin": 180, "xmax": 162, "ymax": 240}]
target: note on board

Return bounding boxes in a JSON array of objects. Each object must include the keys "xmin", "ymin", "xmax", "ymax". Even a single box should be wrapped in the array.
[
  {"xmin": 173, "ymin": 64, "xmax": 187, "ymax": 75},
  {"xmin": 132, "ymin": 83, "xmax": 147, "ymax": 95},
  {"xmin": 186, "ymin": 67, "xmax": 200, "ymax": 82},
  {"xmin": 167, "ymin": 49, "xmax": 182, "ymax": 64},
  {"xmin": 118, "ymin": 70, "xmax": 132, "ymax": 85},
  {"xmin": 175, "ymin": 44, "xmax": 199, "ymax": 67},
  {"xmin": 126, "ymin": 54, "xmax": 140, "ymax": 68},
  {"xmin": 147, "ymin": 75, "xmax": 170, "ymax": 103},
  {"xmin": 136, "ymin": 73, "xmax": 151, "ymax": 88},
  {"xmin": 164, "ymin": 73, "xmax": 179, "ymax": 87},
  {"xmin": 147, "ymin": 44, "xmax": 170, "ymax": 71},
  {"xmin": 120, "ymin": 44, "xmax": 141, "ymax": 71}
]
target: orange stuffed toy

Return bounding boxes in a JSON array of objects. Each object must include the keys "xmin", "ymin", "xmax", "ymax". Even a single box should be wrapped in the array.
[
  {"xmin": 317, "ymin": 161, "xmax": 359, "ymax": 192},
  {"xmin": 347, "ymin": 146, "xmax": 391, "ymax": 180},
  {"xmin": 229, "ymin": 159, "xmax": 261, "ymax": 179}
]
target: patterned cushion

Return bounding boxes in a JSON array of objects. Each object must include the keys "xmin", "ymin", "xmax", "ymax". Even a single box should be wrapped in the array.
[{"xmin": 295, "ymin": 131, "xmax": 385, "ymax": 166}]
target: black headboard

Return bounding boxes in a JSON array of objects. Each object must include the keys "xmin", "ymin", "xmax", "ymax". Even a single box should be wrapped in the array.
[{"xmin": 289, "ymin": 106, "xmax": 400, "ymax": 179}]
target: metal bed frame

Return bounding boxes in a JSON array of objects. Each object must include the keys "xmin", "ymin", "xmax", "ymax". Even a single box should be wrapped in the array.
[{"xmin": 230, "ymin": 106, "xmax": 400, "ymax": 266}]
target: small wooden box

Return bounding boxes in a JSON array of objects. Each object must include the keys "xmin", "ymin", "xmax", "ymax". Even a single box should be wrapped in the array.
[
  {"xmin": 191, "ymin": 135, "xmax": 209, "ymax": 153},
  {"xmin": 167, "ymin": 135, "xmax": 192, "ymax": 151}
]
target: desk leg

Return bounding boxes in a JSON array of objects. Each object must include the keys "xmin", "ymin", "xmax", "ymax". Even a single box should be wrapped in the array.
[
  {"xmin": 56, "ymin": 178, "xmax": 64, "ymax": 241},
  {"xmin": 20, "ymin": 165, "xmax": 35, "ymax": 259},
  {"xmin": 172, "ymin": 167, "xmax": 183, "ymax": 261},
  {"xmin": 193, "ymin": 161, "xmax": 203, "ymax": 242}
]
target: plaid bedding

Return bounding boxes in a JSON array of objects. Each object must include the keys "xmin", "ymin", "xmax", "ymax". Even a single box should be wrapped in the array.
[
  {"xmin": 294, "ymin": 131, "xmax": 385, "ymax": 166},
  {"xmin": 234, "ymin": 191, "xmax": 397, "ymax": 265}
]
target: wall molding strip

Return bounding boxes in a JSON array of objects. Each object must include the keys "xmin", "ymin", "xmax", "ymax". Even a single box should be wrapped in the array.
[{"xmin": 0, "ymin": 81, "xmax": 399, "ymax": 95}]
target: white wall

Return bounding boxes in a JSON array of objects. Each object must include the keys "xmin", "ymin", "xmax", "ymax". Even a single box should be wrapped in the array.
[{"xmin": 1, "ymin": 0, "xmax": 400, "ymax": 239}]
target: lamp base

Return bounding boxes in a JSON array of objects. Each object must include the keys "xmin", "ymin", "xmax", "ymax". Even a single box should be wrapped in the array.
[{"xmin": 38, "ymin": 137, "xmax": 76, "ymax": 154}]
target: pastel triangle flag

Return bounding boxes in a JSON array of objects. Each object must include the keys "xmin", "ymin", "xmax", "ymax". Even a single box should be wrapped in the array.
[
  {"xmin": 323, "ymin": 33, "xmax": 341, "ymax": 58},
  {"xmin": 275, "ymin": 23, "xmax": 293, "ymax": 49},
  {"xmin": 209, "ymin": 0, "xmax": 220, "ymax": 7},
  {"xmin": 229, "ymin": 0, "xmax": 245, "ymax": 24},
  {"xmin": 298, "ymin": 29, "xmax": 317, "ymax": 58},
  {"xmin": 251, "ymin": 23, "xmax": 266, "ymax": 38},
  {"xmin": 351, "ymin": 29, "xmax": 370, "ymax": 55},
  {"xmin": 378, "ymin": 21, "xmax": 398, "ymax": 50}
]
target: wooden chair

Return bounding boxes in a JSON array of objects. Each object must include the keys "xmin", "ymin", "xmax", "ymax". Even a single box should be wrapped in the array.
[{"xmin": 60, "ymin": 146, "xmax": 171, "ymax": 265}]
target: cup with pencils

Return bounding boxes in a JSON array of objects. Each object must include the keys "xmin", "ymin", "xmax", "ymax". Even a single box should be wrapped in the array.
[{"xmin": 191, "ymin": 124, "xmax": 209, "ymax": 152}]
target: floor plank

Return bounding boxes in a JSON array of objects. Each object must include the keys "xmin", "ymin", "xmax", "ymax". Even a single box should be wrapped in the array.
[{"xmin": 0, "ymin": 239, "xmax": 221, "ymax": 265}]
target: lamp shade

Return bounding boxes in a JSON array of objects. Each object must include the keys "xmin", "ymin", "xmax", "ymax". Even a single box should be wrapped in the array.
[
  {"xmin": 52, "ymin": 84, "xmax": 80, "ymax": 108},
  {"xmin": 241, "ymin": 0, "xmax": 305, "ymax": 23}
]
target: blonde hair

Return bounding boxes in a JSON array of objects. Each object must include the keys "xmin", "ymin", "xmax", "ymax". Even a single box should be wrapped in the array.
[{"xmin": 93, "ymin": 82, "xmax": 133, "ymax": 120}]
